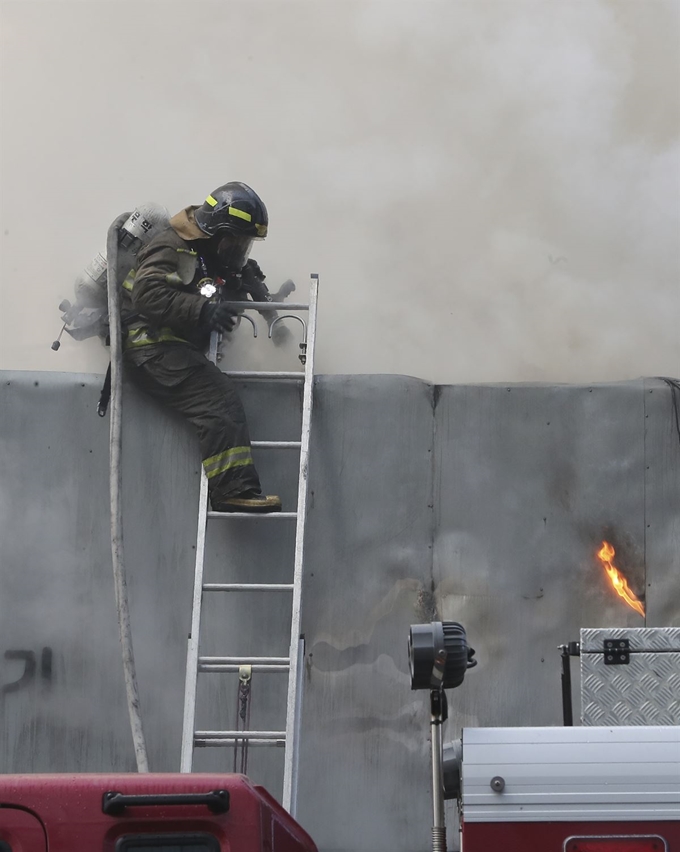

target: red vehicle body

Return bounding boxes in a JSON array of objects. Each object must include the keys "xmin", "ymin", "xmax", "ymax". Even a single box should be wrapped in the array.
[
  {"xmin": 462, "ymin": 821, "xmax": 678, "ymax": 851},
  {"xmin": 0, "ymin": 773, "xmax": 318, "ymax": 852}
]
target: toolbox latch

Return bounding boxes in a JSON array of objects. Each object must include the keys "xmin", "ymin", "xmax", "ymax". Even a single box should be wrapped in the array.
[{"xmin": 603, "ymin": 638, "xmax": 629, "ymax": 665}]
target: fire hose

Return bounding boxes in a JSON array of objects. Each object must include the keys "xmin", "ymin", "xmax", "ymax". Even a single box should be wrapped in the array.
[{"xmin": 106, "ymin": 213, "xmax": 149, "ymax": 772}]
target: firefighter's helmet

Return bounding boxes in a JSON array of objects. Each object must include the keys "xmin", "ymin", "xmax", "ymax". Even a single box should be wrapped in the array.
[{"xmin": 195, "ymin": 182, "xmax": 268, "ymax": 239}]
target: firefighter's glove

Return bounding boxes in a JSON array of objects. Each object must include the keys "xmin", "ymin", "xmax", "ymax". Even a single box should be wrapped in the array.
[
  {"xmin": 270, "ymin": 321, "xmax": 294, "ymax": 347},
  {"xmin": 243, "ymin": 259, "xmax": 265, "ymax": 283},
  {"xmin": 201, "ymin": 301, "xmax": 238, "ymax": 334}
]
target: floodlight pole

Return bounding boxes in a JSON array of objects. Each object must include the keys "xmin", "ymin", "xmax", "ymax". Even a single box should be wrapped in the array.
[{"xmin": 430, "ymin": 688, "xmax": 447, "ymax": 852}]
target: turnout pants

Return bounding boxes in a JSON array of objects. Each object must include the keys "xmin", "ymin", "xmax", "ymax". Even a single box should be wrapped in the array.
[{"xmin": 123, "ymin": 344, "xmax": 262, "ymax": 500}]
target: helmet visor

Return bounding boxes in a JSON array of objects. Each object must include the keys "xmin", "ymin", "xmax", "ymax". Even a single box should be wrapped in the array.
[{"xmin": 215, "ymin": 233, "xmax": 254, "ymax": 272}]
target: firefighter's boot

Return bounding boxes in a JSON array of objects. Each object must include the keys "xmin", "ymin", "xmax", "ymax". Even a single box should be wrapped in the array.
[{"xmin": 211, "ymin": 491, "xmax": 282, "ymax": 514}]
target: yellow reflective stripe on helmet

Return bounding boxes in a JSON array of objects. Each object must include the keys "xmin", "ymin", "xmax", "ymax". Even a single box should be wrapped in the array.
[
  {"xmin": 228, "ymin": 206, "xmax": 252, "ymax": 223},
  {"xmin": 124, "ymin": 326, "xmax": 188, "ymax": 348},
  {"xmin": 202, "ymin": 446, "xmax": 254, "ymax": 478},
  {"xmin": 255, "ymin": 223, "xmax": 267, "ymax": 238},
  {"xmin": 122, "ymin": 269, "xmax": 136, "ymax": 292},
  {"xmin": 206, "ymin": 195, "xmax": 218, "ymax": 207}
]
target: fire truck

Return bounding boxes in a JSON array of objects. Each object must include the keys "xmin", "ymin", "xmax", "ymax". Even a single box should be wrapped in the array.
[
  {"xmin": 453, "ymin": 725, "xmax": 680, "ymax": 851},
  {"xmin": 409, "ymin": 622, "xmax": 680, "ymax": 852},
  {"xmin": 0, "ymin": 773, "xmax": 317, "ymax": 852}
]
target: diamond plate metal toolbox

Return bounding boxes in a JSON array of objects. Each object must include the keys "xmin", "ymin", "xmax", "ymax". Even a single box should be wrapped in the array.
[{"xmin": 581, "ymin": 628, "xmax": 680, "ymax": 726}]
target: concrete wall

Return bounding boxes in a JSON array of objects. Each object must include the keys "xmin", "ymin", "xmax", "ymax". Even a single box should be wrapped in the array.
[
  {"xmin": 0, "ymin": 372, "xmax": 199, "ymax": 773},
  {"xmin": 296, "ymin": 376, "xmax": 436, "ymax": 851},
  {"xmin": 434, "ymin": 381, "xmax": 679, "ymax": 731},
  {"xmin": 1, "ymin": 371, "xmax": 678, "ymax": 850}
]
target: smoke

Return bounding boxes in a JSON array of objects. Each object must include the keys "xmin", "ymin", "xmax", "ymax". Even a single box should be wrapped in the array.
[{"xmin": 1, "ymin": 0, "xmax": 678, "ymax": 383}]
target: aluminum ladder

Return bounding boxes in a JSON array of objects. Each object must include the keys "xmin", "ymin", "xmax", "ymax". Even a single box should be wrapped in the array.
[{"xmin": 180, "ymin": 274, "xmax": 318, "ymax": 817}]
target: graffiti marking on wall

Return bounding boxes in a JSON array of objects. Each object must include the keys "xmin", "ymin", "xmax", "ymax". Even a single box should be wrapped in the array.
[{"xmin": 2, "ymin": 648, "xmax": 53, "ymax": 694}]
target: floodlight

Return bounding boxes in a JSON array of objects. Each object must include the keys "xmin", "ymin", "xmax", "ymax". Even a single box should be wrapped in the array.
[
  {"xmin": 442, "ymin": 738, "xmax": 462, "ymax": 800},
  {"xmin": 408, "ymin": 621, "xmax": 476, "ymax": 852},
  {"xmin": 408, "ymin": 621, "xmax": 476, "ymax": 691}
]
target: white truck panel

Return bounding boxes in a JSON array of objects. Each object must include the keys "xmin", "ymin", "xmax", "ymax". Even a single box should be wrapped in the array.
[{"xmin": 462, "ymin": 726, "xmax": 680, "ymax": 823}]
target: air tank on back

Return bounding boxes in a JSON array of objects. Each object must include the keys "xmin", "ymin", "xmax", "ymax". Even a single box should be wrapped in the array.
[
  {"xmin": 53, "ymin": 202, "xmax": 170, "ymax": 348},
  {"xmin": 74, "ymin": 202, "xmax": 170, "ymax": 308}
]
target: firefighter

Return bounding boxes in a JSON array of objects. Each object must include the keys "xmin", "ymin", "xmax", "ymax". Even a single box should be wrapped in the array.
[{"xmin": 121, "ymin": 182, "xmax": 283, "ymax": 513}]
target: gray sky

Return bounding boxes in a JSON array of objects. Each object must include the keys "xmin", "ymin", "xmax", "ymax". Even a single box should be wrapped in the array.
[{"xmin": 1, "ymin": 0, "xmax": 678, "ymax": 383}]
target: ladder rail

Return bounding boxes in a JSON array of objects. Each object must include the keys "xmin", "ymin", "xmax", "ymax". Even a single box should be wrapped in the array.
[
  {"xmin": 282, "ymin": 274, "xmax": 319, "ymax": 815},
  {"xmin": 180, "ymin": 332, "xmax": 219, "ymax": 772},
  {"xmin": 180, "ymin": 434, "xmax": 211, "ymax": 771},
  {"xmin": 287, "ymin": 636, "xmax": 306, "ymax": 815}
]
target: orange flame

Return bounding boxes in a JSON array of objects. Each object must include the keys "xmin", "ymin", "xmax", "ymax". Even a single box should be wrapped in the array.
[{"xmin": 596, "ymin": 541, "xmax": 645, "ymax": 617}]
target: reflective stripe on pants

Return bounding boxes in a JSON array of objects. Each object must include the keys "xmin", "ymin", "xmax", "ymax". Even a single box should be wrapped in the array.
[{"xmin": 203, "ymin": 446, "xmax": 254, "ymax": 479}]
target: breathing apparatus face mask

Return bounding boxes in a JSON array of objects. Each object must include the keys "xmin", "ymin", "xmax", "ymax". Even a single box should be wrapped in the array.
[{"xmin": 214, "ymin": 232, "xmax": 254, "ymax": 274}]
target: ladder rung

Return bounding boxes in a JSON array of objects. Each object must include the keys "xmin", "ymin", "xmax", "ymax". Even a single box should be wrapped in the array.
[
  {"xmin": 198, "ymin": 655, "xmax": 290, "ymax": 673},
  {"xmin": 207, "ymin": 511, "xmax": 298, "ymax": 519},
  {"xmin": 196, "ymin": 729, "xmax": 286, "ymax": 738},
  {"xmin": 203, "ymin": 583, "xmax": 294, "ymax": 592},
  {"xmin": 195, "ymin": 738, "xmax": 285, "ymax": 748},
  {"xmin": 199, "ymin": 655, "xmax": 290, "ymax": 665},
  {"xmin": 221, "ymin": 301, "xmax": 309, "ymax": 311},
  {"xmin": 224, "ymin": 371, "xmax": 304, "ymax": 380},
  {"xmin": 199, "ymin": 663, "xmax": 290, "ymax": 673},
  {"xmin": 251, "ymin": 441, "xmax": 301, "ymax": 449}
]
